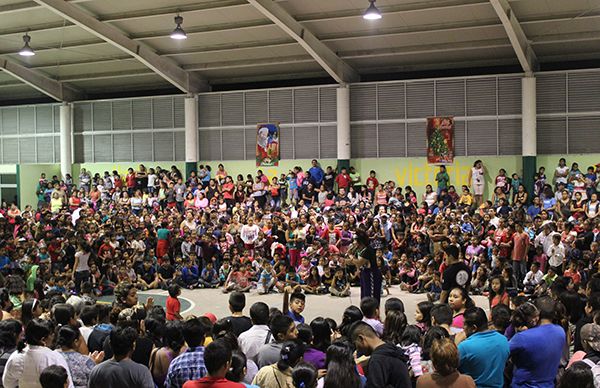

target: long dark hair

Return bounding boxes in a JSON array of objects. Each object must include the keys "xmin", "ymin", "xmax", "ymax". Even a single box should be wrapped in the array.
[
  {"xmin": 399, "ymin": 325, "xmax": 422, "ymax": 347},
  {"xmin": 382, "ymin": 310, "xmax": 407, "ymax": 345},
  {"xmin": 416, "ymin": 301, "xmax": 433, "ymax": 327},
  {"xmin": 310, "ymin": 317, "xmax": 331, "ymax": 353},
  {"xmin": 323, "ymin": 341, "xmax": 361, "ymax": 388},
  {"xmin": 21, "ymin": 298, "xmax": 39, "ymax": 328},
  {"xmin": 421, "ymin": 326, "xmax": 450, "ymax": 361},
  {"xmin": 339, "ymin": 306, "xmax": 363, "ymax": 339},
  {"xmin": 488, "ymin": 276, "xmax": 506, "ymax": 302},
  {"xmin": 0, "ymin": 288, "xmax": 12, "ymax": 312}
]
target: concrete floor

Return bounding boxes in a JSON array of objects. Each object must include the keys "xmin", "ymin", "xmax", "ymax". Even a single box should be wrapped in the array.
[{"xmin": 141, "ymin": 286, "xmax": 488, "ymax": 325}]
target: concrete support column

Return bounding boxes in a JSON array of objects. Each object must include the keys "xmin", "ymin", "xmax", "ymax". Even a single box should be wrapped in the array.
[
  {"xmin": 336, "ymin": 85, "xmax": 351, "ymax": 172},
  {"xmin": 522, "ymin": 76, "xmax": 537, "ymax": 200},
  {"xmin": 59, "ymin": 103, "xmax": 72, "ymax": 180},
  {"xmin": 184, "ymin": 94, "xmax": 199, "ymax": 178}
]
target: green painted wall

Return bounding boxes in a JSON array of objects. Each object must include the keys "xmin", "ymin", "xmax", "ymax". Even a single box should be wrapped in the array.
[
  {"xmin": 537, "ymin": 154, "xmax": 600, "ymax": 173},
  {"xmin": 19, "ymin": 164, "xmax": 61, "ymax": 208},
  {"xmin": 15, "ymin": 154, "xmax": 600, "ymax": 209}
]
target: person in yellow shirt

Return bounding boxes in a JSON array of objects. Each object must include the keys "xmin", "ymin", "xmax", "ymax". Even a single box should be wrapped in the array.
[
  {"xmin": 50, "ymin": 191, "xmax": 63, "ymax": 213},
  {"xmin": 458, "ymin": 185, "xmax": 473, "ymax": 209}
]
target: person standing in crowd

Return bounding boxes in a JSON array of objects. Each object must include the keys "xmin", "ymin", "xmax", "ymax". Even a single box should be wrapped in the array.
[
  {"xmin": 440, "ymin": 245, "xmax": 471, "ymax": 304},
  {"xmin": 346, "ymin": 230, "xmax": 382, "ymax": 301},
  {"xmin": 468, "ymin": 160, "xmax": 486, "ymax": 207},
  {"xmin": 308, "ymin": 160, "xmax": 324, "ymax": 187},
  {"xmin": 511, "ymin": 223, "xmax": 530, "ymax": 287},
  {"xmin": 435, "ymin": 166, "xmax": 450, "ymax": 196}
]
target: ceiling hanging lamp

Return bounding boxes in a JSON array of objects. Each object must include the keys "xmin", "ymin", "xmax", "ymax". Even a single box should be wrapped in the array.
[
  {"xmin": 363, "ymin": 0, "xmax": 382, "ymax": 20},
  {"xmin": 170, "ymin": 15, "xmax": 187, "ymax": 40},
  {"xmin": 19, "ymin": 33, "xmax": 35, "ymax": 56}
]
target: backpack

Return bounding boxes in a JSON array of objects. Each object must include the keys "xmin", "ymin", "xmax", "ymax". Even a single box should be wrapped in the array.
[{"xmin": 581, "ymin": 358, "xmax": 600, "ymax": 387}]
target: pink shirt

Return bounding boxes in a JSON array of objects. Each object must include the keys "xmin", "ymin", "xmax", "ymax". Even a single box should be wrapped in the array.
[{"xmin": 452, "ymin": 313, "xmax": 465, "ymax": 330}]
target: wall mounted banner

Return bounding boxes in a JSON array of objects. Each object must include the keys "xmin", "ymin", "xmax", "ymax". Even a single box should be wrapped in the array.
[
  {"xmin": 426, "ymin": 116, "xmax": 454, "ymax": 164},
  {"xmin": 256, "ymin": 123, "xmax": 280, "ymax": 167}
]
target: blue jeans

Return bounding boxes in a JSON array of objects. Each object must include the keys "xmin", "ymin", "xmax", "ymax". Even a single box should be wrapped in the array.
[{"xmin": 512, "ymin": 260, "xmax": 527, "ymax": 286}]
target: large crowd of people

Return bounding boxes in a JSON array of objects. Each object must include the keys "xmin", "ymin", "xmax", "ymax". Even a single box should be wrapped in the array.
[{"xmin": 0, "ymin": 156, "xmax": 598, "ymax": 388}]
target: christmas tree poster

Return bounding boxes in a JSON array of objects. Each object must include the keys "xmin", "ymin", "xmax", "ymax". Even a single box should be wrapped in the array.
[
  {"xmin": 256, "ymin": 123, "xmax": 280, "ymax": 167},
  {"xmin": 426, "ymin": 117, "xmax": 454, "ymax": 164}
]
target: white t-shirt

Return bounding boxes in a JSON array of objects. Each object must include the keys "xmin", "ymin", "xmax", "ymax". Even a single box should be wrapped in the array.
[
  {"xmin": 74, "ymin": 251, "xmax": 90, "ymax": 272},
  {"xmin": 240, "ymin": 224, "xmax": 260, "ymax": 244},
  {"xmin": 424, "ymin": 191, "xmax": 438, "ymax": 207},
  {"xmin": 147, "ymin": 174, "xmax": 157, "ymax": 188},
  {"xmin": 472, "ymin": 167, "xmax": 484, "ymax": 186},
  {"xmin": 555, "ymin": 166, "xmax": 569, "ymax": 184}
]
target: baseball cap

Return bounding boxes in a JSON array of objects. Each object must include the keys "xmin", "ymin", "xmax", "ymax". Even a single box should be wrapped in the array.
[
  {"xmin": 203, "ymin": 312, "xmax": 217, "ymax": 324},
  {"xmin": 581, "ymin": 323, "xmax": 600, "ymax": 352}
]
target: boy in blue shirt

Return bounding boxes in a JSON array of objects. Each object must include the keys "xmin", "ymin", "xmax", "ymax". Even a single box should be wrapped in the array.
[
  {"xmin": 258, "ymin": 261, "xmax": 276, "ymax": 294},
  {"xmin": 199, "ymin": 262, "xmax": 219, "ymax": 288},
  {"xmin": 181, "ymin": 258, "xmax": 200, "ymax": 289},
  {"xmin": 282, "ymin": 289, "xmax": 305, "ymax": 325}
]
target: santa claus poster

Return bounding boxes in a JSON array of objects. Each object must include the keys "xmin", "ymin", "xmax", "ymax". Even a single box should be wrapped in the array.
[
  {"xmin": 426, "ymin": 117, "xmax": 454, "ymax": 164},
  {"xmin": 256, "ymin": 123, "xmax": 280, "ymax": 167}
]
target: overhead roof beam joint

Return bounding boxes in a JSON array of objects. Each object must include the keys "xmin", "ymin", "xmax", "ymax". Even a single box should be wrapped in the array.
[
  {"xmin": 247, "ymin": 0, "xmax": 359, "ymax": 84},
  {"xmin": 490, "ymin": 0, "xmax": 539, "ymax": 75},
  {"xmin": 31, "ymin": 0, "xmax": 210, "ymax": 93}
]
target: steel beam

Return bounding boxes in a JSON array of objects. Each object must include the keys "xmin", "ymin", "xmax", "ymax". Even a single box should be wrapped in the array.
[
  {"xmin": 0, "ymin": 58, "xmax": 82, "ymax": 101},
  {"xmin": 490, "ymin": 0, "xmax": 539, "ymax": 74},
  {"xmin": 247, "ymin": 0, "xmax": 359, "ymax": 84},
  {"xmin": 31, "ymin": 0, "xmax": 209, "ymax": 93}
]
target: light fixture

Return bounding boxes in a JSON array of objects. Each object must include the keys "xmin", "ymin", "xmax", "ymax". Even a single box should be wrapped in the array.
[
  {"xmin": 19, "ymin": 33, "xmax": 35, "ymax": 56},
  {"xmin": 363, "ymin": 0, "xmax": 382, "ymax": 20},
  {"xmin": 170, "ymin": 15, "xmax": 187, "ymax": 40}
]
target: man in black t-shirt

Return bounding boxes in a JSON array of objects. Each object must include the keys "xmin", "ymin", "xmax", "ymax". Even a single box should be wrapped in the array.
[
  {"xmin": 440, "ymin": 245, "xmax": 471, "ymax": 303},
  {"xmin": 224, "ymin": 292, "xmax": 252, "ymax": 336},
  {"xmin": 323, "ymin": 166, "xmax": 336, "ymax": 192}
]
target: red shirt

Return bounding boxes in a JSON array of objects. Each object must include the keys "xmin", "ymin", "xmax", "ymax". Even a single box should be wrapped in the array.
[
  {"xmin": 564, "ymin": 269, "xmax": 581, "ymax": 285},
  {"xmin": 166, "ymin": 296, "xmax": 181, "ymax": 320},
  {"xmin": 335, "ymin": 173, "xmax": 351, "ymax": 189},
  {"xmin": 222, "ymin": 182, "xmax": 234, "ymax": 200},
  {"xmin": 98, "ymin": 243, "xmax": 115, "ymax": 259},
  {"xmin": 183, "ymin": 377, "xmax": 245, "ymax": 388},
  {"xmin": 366, "ymin": 177, "xmax": 379, "ymax": 190},
  {"xmin": 126, "ymin": 173, "xmax": 136, "ymax": 188},
  {"xmin": 512, "ymin": 232, "xmax": 530, "ymax": 261}
]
